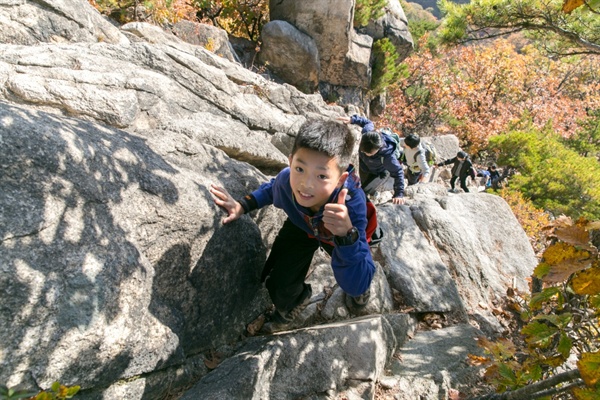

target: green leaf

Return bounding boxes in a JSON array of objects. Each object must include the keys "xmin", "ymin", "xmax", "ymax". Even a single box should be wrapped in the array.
[
  {"xmin": 50, "ymin": 382, "xmax": 60, "ymax": 393},
  {"xmin": 533, "ymin": 262, "xmax": 551, "ymax": 279},
  {"xmin": 529, "ymin": 287, "xmax": 561, "ymax": 310},
  {"xmin": 521, "ymin": 321, "xmax": 558, "ymax": 348},
  {"xmin": 533, "ymin": 312, "xmax": 573, "ymax": 329},
  {"xmin": 557, "ymin": 332, "xmax": 573, "ymax": 358},
  {"xmin": 66, "ymin": 386, "xmax": 80, "ymax": 398},
  {"xmin": 497, "ymin": 362, "xmax": 518, "ymax": 386}
]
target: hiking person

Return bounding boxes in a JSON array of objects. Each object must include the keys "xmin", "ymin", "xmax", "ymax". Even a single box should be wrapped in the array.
[
  {"xmin": 488, "ymin": 163, "xmax": 502, "ymax": 189},
  {"xmin": 210, "ymin": 119, "xmax": 376, "ymax": 333},
  {"xmin": 436, "ymin": 151, "xmax": 476, "ymax": 193},
  {"xmin": 401, "ymin": 133, "xmax": 431, "ymax": 186},
  {"xmin": 337, "ymin": 115, "xmax": 405, "ymax": 205}
]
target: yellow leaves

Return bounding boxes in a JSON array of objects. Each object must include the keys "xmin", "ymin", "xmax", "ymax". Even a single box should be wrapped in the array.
[
  {"xmin": 535, "ymin": 217, "xmax": 600, "ymax": 284},
  {"xmin": 578, "ymin": 351, "xmax": 600, "ymax": 387},
  {"xmin": 537, "ymin": 242, "xmax": 592, "ymax": 283},
  {"xmin": 467, "ymin": 354, "xmax": 491, "ymax": 366},
  {"xmin": 562, "ymin": 0, "xmax": 585, "ymax": 14},
  {"xmin": 572, "ymin": 267, "xmax": 600, "ymax": 295}
]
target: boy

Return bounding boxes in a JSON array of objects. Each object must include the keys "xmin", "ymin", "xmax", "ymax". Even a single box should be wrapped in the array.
[
  {"xmin": 402, "ymin": 134, "xmax": 431, "ymax": 185},
  {"xmin": 436, "ymin": 151, "xmax": 476, "ymax": 193},
  {"xmin": 210, "ymin": 119, "xmax": 376, "ymax": 333},
  {"xmin": 337, "ymin": 115, "xmax": 405, "ymax": 205}
]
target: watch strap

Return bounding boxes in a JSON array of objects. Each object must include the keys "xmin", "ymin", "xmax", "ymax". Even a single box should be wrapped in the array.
[{"xmin": 333, "ymin": 226, "xmax": 359, "ymax": 246}]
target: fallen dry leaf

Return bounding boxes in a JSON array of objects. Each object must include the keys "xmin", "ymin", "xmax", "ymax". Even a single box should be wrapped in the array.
[{"xmin": 246, "ymin": 314, "xmax": 266, "ymax": 336}]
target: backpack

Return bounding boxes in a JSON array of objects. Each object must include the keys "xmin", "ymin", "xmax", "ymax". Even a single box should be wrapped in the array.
[
  {"xmin": 414, "ymin": 142, "xmax": 437, "ymax": 166},
  {"xmin": 366, "ymin": 201, "xmax": 384, "ymax": 247},
  {"xmin": 379, "ymin": 127, "xmax": 402, "ymax": 160}
]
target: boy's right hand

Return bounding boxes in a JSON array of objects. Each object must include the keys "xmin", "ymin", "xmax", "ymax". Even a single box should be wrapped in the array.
[
  {"xmin": 210, "ymin": 183, "xmax": 244, "ymax": 224},
  {"xmin": 336, "ymin": 116, "xmax": 351, "ymax": 124}
]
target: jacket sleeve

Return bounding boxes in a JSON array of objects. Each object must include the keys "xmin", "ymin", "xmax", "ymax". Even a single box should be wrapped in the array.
[
  {"xmin": 330, "ymin": 189, "xmax": 376, "ymax": 297},
  {"xmin": 439, "ymin": 157, "xmax": 455, "ymax": 166},
  {"xmin": 350, "ymin": 115, "xmax": 375, "ymax": 133},
  {"xmin": 250, "ymin": 177, "xmax": 276, "ymax": 208},
  {"xmin": 467, "ymin": 161, "xmax": 476, "ymax": 179},
  {"xmin": 382, "ymin": 154, "xmax": 405, "ymax": 197}
]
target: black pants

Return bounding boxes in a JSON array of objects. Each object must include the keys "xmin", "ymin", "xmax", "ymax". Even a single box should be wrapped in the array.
[
  {"xmin": 450, "ymin": 175, "xmax": 469, "ymax": 192},
  {"xmin": 262, "ymin": 219, "xmax": 334, "ymax": 313},
  {"xmin": 406, "ymin": 169, "xmax": 422, "ymax": 185}
]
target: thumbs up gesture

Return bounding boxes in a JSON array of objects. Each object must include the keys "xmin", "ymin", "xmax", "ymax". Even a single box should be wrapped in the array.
[{"xmin": 323, "ymin": 188, "xmax": 353, "ymax": 236}]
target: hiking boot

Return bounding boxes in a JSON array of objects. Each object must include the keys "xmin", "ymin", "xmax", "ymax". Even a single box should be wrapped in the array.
[
  {"xmin": 261, "ymin": 285, "xmax": 312, "ymax": 334},
  {"xmin": 350, "ymin": 288, "xmax": 371, "ymax": 308}
]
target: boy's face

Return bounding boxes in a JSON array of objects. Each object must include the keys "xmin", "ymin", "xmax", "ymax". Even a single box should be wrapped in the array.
[{"xmin": 288, "ymin": 148, "xmax": 348, "ymax": 212}]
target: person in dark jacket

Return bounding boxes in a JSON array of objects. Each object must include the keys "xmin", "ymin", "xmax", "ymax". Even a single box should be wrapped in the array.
[
  {"xmin": 436, "ymin": 151, "xmax": 476, "ymax": 193},
  {"xmin": 488, "ymin": 164, "xmax": 502, "ymax": 189},
  {"xmin": 338, "ymin": 115, "xmax": 405, "ymax": 205},
  {"xmin": 210, "ymin": 119, "xmax": 375, "ymax": 333}
]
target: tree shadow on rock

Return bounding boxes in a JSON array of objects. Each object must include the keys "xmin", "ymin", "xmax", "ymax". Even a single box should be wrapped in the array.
[{"xmin": 0, "ymin": 102, "xmax": 180, "ymax": 390}]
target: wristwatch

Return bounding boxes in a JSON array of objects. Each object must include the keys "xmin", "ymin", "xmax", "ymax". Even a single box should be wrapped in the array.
[{"xmin": 334, "ymin": 226, "xmax": 359, "ymax": 246}]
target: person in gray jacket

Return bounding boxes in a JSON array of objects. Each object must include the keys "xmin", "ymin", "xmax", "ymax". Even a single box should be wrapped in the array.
[{"xmin": 402, "ymin": 134, "xmax": 430, "ymax": 185}]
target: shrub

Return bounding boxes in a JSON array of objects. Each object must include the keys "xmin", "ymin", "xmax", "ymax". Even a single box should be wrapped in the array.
[
  {"xmin": 489, "ymin": 123, "xmax": 600, "ymax": 220},
  {"xmin": 474, "ymin": 217, "xmax": 600, "ymax": 399},
  {"xmin": 354, "ymin": 0, "xmax": 387, "ymax": 28},
  {"xmin": 370, "ymin": 38, "xmax": 407, "ymax": 95}
]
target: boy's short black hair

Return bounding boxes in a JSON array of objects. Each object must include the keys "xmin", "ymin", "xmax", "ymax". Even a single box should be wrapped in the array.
[
  {"xmin": 404, "ymin": 133, "xmax": 420, "ymax": 149},
  {"xmin": 291, "ymin": 120, "xmax": 355, "ymax": 171},
  {"xmin": 359, "ymin": 131, "xmax": 383, "ymax": 154},
  {"xmin": 457, "ymin": 151, "xmax": 467, "ymax": 159}
]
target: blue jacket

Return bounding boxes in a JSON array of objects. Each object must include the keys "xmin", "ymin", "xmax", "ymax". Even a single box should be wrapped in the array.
[
  {"xmin": 251, "ymin": 166, "xmax": 375, "ymax": 297},
  {"xmin": 350, "ymin": 115, "xmax": 405, "ymax": 198}
]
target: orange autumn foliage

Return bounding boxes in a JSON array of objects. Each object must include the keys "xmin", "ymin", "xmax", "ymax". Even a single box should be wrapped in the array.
[{"xmin": 380, "ymin": 37, "xmax": 600, "ymax": 154}]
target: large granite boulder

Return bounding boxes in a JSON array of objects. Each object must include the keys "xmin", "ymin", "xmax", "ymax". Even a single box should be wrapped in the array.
[{"xmin": 259, "ymin": 20, "xmax": 320, "ymax": 94}]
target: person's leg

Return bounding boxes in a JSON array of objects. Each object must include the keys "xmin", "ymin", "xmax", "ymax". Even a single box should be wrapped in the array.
[
  {"xmin": 450, "ymin": 176, "xmax": 458, "ymax": 190},
  {"xmin": 460, "ymin": 176, "xmax": 469, "ymax": 192},
  {"xmin": 362, "ymin": 174, "xmax": 394, "ymax": 195},
  {"xmin": 263, "ymin": 219, "xmax": 318, "ymax": 314},
  {"xmin": 406, "ymin": 169, "xmax": 420, "ymax": 185},
  {"xmin": 360, "ymin": 171, "xmax": 378, "ymax": 195}
]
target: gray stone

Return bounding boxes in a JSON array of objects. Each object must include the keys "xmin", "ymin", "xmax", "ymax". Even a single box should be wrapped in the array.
[
  {"xmin": 377, "ymin": 204, "xmax": 466, "ymax": 315},
  {"xmin": 259, "ymin": 20, "xmax": 320, "ymax": 94},
  {"xmin": 180, "ymin": 316, "xmax": 395, "ymax": 400},
  {"xmin": 170, "ymin": 20, "xmax": 239, "ymax": 63}
]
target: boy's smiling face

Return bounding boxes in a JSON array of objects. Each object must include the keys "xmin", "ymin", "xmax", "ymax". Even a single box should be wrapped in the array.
[{"xmin": 289, "ymin": 148, "xmax": 348, "ymax": 212}]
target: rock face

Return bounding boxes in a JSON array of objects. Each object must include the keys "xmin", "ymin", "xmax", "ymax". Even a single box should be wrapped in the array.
[
  {"xmin": 363, "ymin": 0, "xmax": 414, "ymax": 60},
  {"xmin": 265, "ymin": 0, "xmax": 413, "ymax": 110},
  {"xmin": 259, "ymin": 20, "xmax": 320, "ymax": 94},
  {"xmin": 170, "ymin": 20, "xmax": 239, "ymax": 63},
  {"xmin": 0, "ymin": 1, "xmax": 538, "ymax": 399}
]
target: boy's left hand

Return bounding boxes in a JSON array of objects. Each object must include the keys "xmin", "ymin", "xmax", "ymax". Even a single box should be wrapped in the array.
[{"xmin": 323, "ymin": 188, "xmax": 353, "ymax": 236}]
